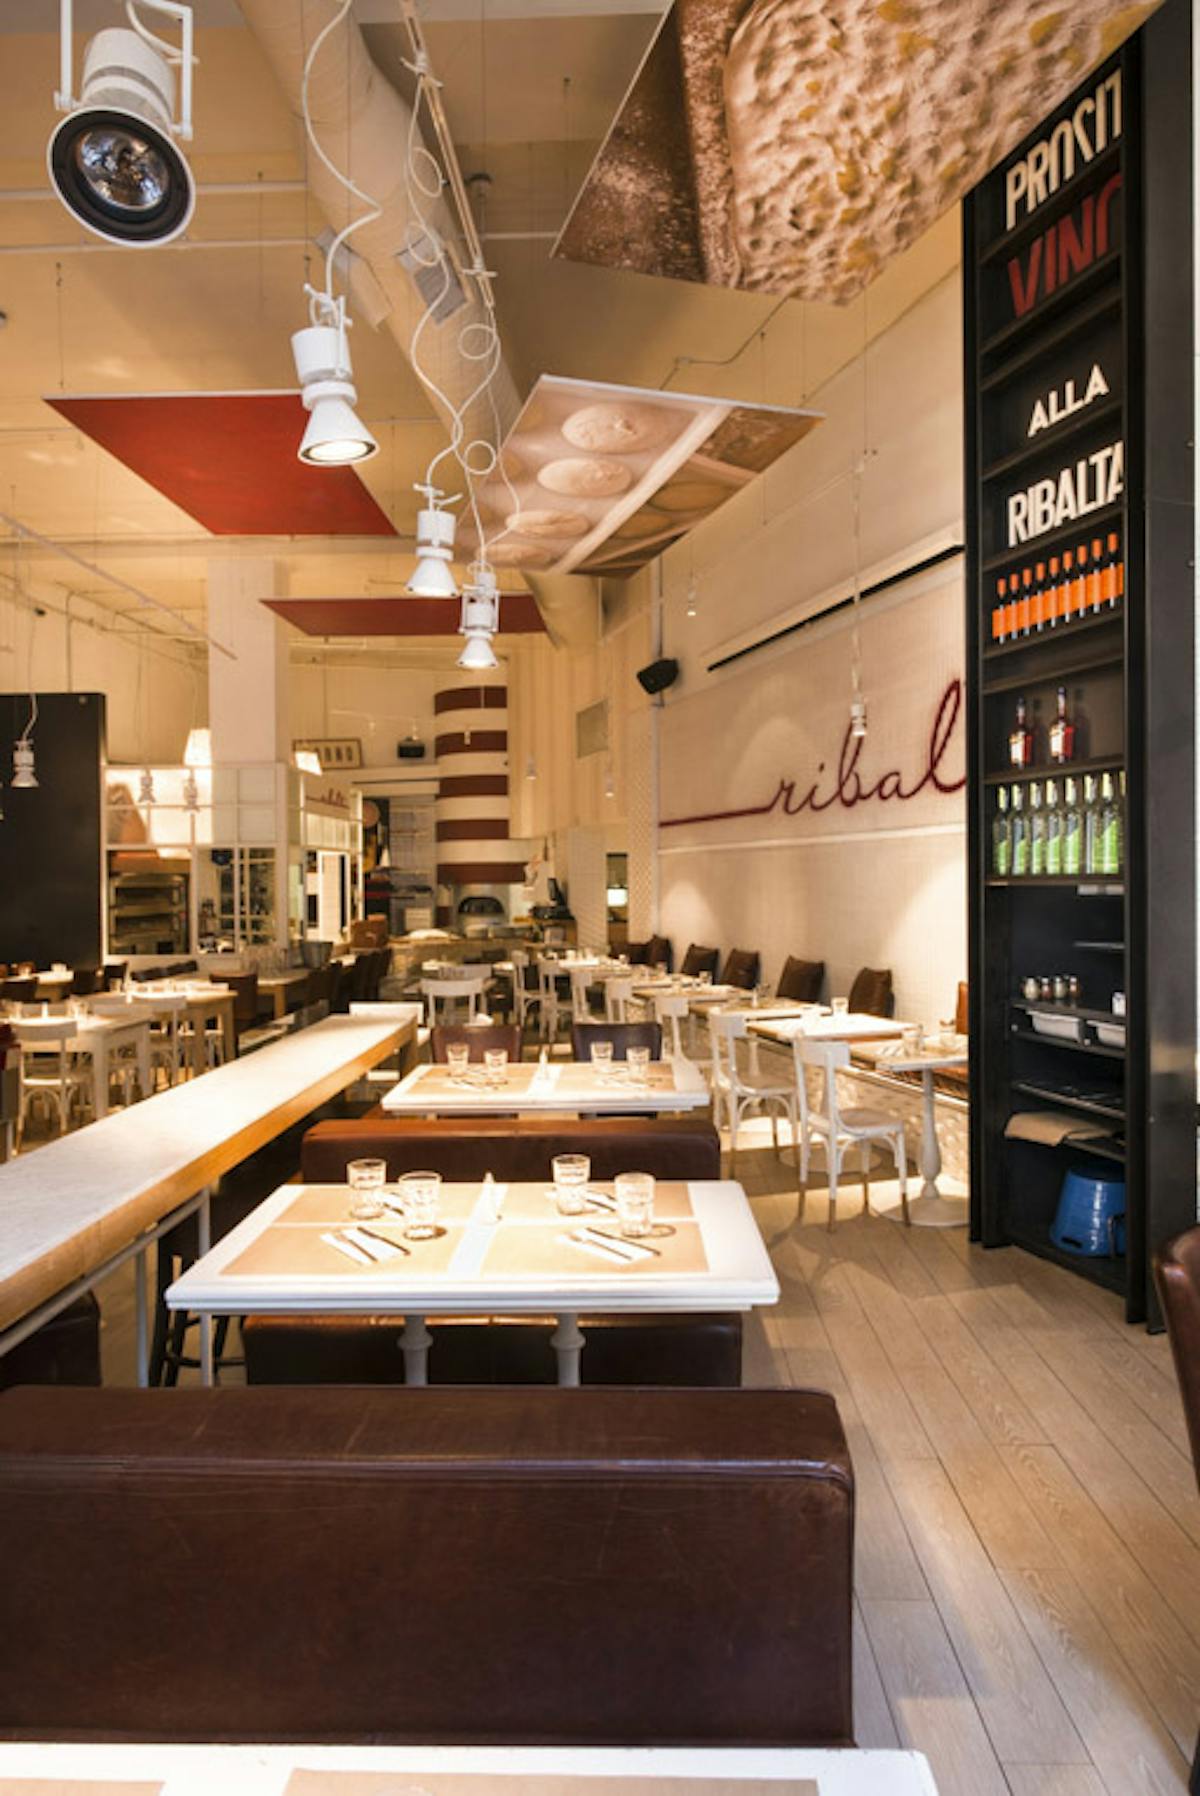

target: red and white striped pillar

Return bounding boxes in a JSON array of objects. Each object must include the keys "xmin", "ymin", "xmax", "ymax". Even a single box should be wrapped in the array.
[{"xmin": 434, "ymin": 684, "xmax": 527, "ymax": 923}]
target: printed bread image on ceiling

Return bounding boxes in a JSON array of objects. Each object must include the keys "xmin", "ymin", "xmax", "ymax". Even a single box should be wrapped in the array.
[
  {"xmin": 46, "ymin": 394, "xmax": 397, "ymax": 536},
  {"xmin": 554, "ymin": 0, "xmax": 1158, "ymax": 303},
  {"xmin": 466, "ymin": 374, "xmax": 821, "ymax": 578}
]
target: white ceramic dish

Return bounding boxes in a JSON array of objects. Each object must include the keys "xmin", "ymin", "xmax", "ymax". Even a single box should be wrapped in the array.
[{"xmin": 1092, "ymin": 1019, "xmax": 1126, "ymax": 1048}]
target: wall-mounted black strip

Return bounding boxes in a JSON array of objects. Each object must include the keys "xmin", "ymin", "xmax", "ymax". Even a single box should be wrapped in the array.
[{"xmin": 705, "ymin": 542, "xmax": 964, "ymax": 674}]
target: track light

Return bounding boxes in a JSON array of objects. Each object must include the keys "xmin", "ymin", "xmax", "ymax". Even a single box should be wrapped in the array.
[
  {"xmin": 291, "ymin": 289, "xmax": 377, "ymax": 467},
  {"xmin": 457, "ymin": 568, "xmax": 500, "ymax": 670},
  {"xmin": 409, "ymin": 482, "xmax": 461, "ymax": 598},
  {"xmin": 850, "ymin": 696, "xmax": 868, "ymax": 740},
  {"xmin": 138, "ymin": 768, "xmax": 155, "ymax": 803},
  {"xmin": 49, "ymin": 2, "xmax": 196, "ymax": 248},
  {"xmin": 11, "ymin": 739, "xmax": 37, "ymax": 791}
]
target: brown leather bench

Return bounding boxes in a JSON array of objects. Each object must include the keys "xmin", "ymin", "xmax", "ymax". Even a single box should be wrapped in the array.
[
  {"xmin": 0, "ymin": 1384, "xmax": 854, "ymax": 1745},
  {"xmin": 244, "ymin": 1115, "xmax": 739, "ymax": 1387}
]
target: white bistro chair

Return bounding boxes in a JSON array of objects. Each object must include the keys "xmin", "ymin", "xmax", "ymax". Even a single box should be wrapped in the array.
[
  {"xmin": 649, "ymin": 989, "xmax": 701, "ymax": 1066},
  {"xmin": 14, "ymin": 1017, "xmax": 88, "ymax": 1140},
  {"xmin": 603, "ymin": 973, "xmax": 636, "ymax": 1025},
  {"xmin": 508, "ymin": 949, "xmax": 541, "ymax": 1037},
  {"xmin": 536, "ymin": 957, "xmax": 572, "ymax": 1041},
  {"xmin": 792, "ymin": 1036, "xmax": 909, "ymax": 1230},
  {"xmin": 568, "ymin": 963, "xmax": 601, "ymax": 1026},
  {"xmin": 421, "ymin": 973, "xmax": 487, "ymax": 1030},
  {"xmin": 708, "ymin": 1010, "xmax": 800, "ymax": 1189}
]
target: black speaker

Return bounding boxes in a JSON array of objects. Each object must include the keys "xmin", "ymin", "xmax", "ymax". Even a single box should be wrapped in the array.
[
  {"xmin": 397, "ymin": 740, "xmax": 426, "ymax": 759},
  {"xmin": 636, "ymin": 657, "xmax": 679, "ymax": 695}
]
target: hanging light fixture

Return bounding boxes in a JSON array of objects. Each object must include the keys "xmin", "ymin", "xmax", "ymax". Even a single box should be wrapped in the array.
[
  {"xmin": 48, "ymin": 1, "xmax": 196, "ymax": 249},
  {"xmin": 294, "ymin": 749, "xmax": 323, "ymax": 777},
  {"xmin": 456, "ymin": 566, "xmax": 500, "ymax": 670},
  {"xmin": 11, "ymin": 695, "xmax": 38, "ymax": 790},
  {"xmin": 408, "ymin": 481, "xmax": 461, "ymax": 598},
  {"xmin": 291, "ymin": 288, "xmax": 377, "ymax": 466},
  {"xmin": 685, "ymin": 572, "xmax": 698, "ymax": 619}
]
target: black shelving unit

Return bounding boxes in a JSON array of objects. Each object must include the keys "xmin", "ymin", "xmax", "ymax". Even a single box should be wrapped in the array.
[{"xmin": 963, "ymin": 0, "xmax": 1195, "ymax": 1328}]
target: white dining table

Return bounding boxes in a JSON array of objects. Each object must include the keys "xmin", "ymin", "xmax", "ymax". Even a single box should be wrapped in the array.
[
  {"xmin": 0, "ymin": 1741, "xmax": 941, "ymax": 1796},
  {"xmin": 748, "ymin": 1012, "xmax": 908, "ymax": 1046},
  {"xmin": 167, "ymin": 1175, "xmax": 779, "ymax": 1388},
  {"xmin": 13, "ymin": 1011, "xmax": 153, "ymax": 1120},
  {"xmin": 381, "ymin": 1055, "xmax": 711, "ymax": 1115}
]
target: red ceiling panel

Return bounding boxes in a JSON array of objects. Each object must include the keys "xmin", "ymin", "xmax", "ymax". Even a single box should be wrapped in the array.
[
  {"xmin": 47, "ymin": 393, "xmax": 397, "ymax": 537},
  {"xmin": 263, "ymin": 594, "xmax": 546, "ymax": 637}
]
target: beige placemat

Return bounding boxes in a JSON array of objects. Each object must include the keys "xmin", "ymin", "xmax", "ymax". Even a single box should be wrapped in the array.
[
  {"xmin": 1005, "ymin": 1110, "xmax": 1114, "ymax": 1146},
  {"xmin": 482, "ymin": 1218, "xmax": 708, "ymax": 1278},
  {"xmin": 0, "ymin": 1784, "xmax": 162, "ymax": 1796},
  {"xmin": 411, "ymin": 1063, "xmax": 537, "ymax": 1099},
  {"xmin": 225, "ymin": 1222, "xmax": 461, "ymax": 1279},
  {"xmin": 500, "ymin": 1179, "xmax": 697, "ymax": 1222},
  {"xmin": 278, "ymin": 1184, "xmax": 484, "ymax": 1227},
  {"xmin": 554, "ymin": 1062, "xmax": 678, "ymax": 1098},
  {"xmin": 286, "ymin": 1775, "xmax": 818, "ymax": 1796}
]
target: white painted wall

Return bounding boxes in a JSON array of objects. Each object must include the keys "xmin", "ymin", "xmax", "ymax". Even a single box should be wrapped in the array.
[
  {"xmin": 652, "ymin": 271, "xmax": 967, "ymax": 1027},
  {"xmin": 289, "ymin": 661, "xmax": 441, "ymax": 771}
]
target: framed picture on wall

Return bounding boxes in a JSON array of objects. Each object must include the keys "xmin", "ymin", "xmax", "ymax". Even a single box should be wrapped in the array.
[{"xmin": 293, "ymin": 737, "xmax": 363, "ymax": 771}]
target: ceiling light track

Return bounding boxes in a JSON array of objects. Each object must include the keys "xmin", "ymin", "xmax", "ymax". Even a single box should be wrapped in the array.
[{"xmin": 0, "ymin": 511, "xmax": 235, "ymax": 661}]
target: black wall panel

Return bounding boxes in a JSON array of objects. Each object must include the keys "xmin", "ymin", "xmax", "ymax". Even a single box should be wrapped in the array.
[{"xmin": 0, "ymin": 692, "xmax": 105, "ymax": 970}]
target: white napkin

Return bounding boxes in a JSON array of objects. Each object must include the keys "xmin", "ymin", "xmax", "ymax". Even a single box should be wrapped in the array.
[{"xmin": 320, "ymin": 1231, "xmax": 373, "ymax": 1266}]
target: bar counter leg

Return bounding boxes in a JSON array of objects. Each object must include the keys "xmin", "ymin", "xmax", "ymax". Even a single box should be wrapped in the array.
[
  {"xmin": 402, "ymin": 1315, "xmax": 431, "ymax": 1384},
  {"xmin": 134, "ymin": 1248, "xmax": 149, "ymax": 1387},
  {"xmin": 197, "ymin": 1189, "xmax": 213, "ymax": 1387},
  {"xmin": 552, "ymin": 1312, "xmax": 585, "ymax": 1386}
]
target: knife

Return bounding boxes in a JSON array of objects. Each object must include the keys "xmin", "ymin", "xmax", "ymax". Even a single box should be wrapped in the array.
[
  {"xmin": 353, "ymin": 1225, "xmax": 410, "ymax": 1257},
  {"xmin": 579, "ymin": 1224, "xmax": 660, "ymax": 1260}
]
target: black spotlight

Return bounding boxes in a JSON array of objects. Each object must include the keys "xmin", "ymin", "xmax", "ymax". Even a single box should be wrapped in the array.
[{"xmin": 636, "ymin": 657, "xmax": 680, "ymax": 696}]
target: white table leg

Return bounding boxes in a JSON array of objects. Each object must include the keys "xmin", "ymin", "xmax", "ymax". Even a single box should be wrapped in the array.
[
  {"xmin": 92, "ymin": 1042, "xmax": 108, "ymax": 1120},
  {"xmin": 882, "ymin": 1069, "xmax": 968, "ymax": 1229},
  {"xmin": 402, "ymin": 1315, "xmax": 432, "ymax": 1384},
  {"xmin": 137, "ymin": 1028, "xmax": 151, "ymax": 1101},
  {"xmin": 552, "ymin": 1312, "xmax": 585, "ymax": 1386},
  {"xmin": 134, "ymin": 1248, "xmax": 149, "ymax": 1387}
]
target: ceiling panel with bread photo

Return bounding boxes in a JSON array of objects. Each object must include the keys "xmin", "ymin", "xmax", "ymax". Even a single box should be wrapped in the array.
[
  {"xmin": 463, "ymin": 375, "xmax": 821, "ymax": 578},
  {"xmin": 553, "ymin": 0, "xmax": 1159, "ymax": 304}
]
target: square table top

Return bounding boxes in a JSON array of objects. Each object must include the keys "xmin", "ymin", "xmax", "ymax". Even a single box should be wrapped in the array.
[
  {"xmin": 748, "ymin": 1013, "xmax": 907, "ymax": 1046},
  {"xmin": 166, "ymin": 1178, "xmax": 779, "ymax": 1319},
  {"xmin": 381, "ymin": 1056, "xmax": 710, "ymax": 1115}
]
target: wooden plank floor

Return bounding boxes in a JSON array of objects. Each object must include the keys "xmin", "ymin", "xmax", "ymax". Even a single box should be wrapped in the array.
[{"xmin": 93, "ymin": 1119, "xmax": 1199, "ymax": 1796}]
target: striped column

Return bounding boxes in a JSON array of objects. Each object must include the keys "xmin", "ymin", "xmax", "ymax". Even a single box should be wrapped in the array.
[{"xmin": 434, "ymin": 685, "xmax": 527, "ymax": 918}]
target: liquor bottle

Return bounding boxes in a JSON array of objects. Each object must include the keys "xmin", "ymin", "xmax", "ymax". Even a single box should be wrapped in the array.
[
  {"xmin": 992, "ymin": 785, "xmax": 1012, "ymax": 876},
  {"xmin": 1062, "ymin": 776, "xmax": 1083, "ymax": 875},
  {"xmin": 1083, "ymin": 774, "xmax": 1100, "ymax": 874},
  {"xmin": 1048, "ymin": 685, "xmax": 1075, "ymax": 763},
  {"xmin": 1073, "ymin": 543, "xmax": 1089, "ymax": 619},
  {"xmin": 1020, "ymin": 566, "xmax": 1034, "ymax": 635},
  {"xmin": 1029, "ymin": 781, "xmax": 1047, "ymax": 876},
  {"xmin": 1007, "ymin": 571, "xmax": 1021, "ymax": 638},
  {"xmin": 1010, "ymin": 783, "xmax": 1029, "ymax": 876},
  {"xmin": 1101, "ymin": 534, "xmax": 1119, "ymax": 609},
  {"xmin": 1111, "ymin": 533, "xmax": 1124, "ymax": 607},
  {"xmin": 1098, "ymin": 772, "xmax": 1121, "ymax": 876},
  {"xmin": 1088, "ymin": 537, "xmax": 1104, "ymax": 613},
  {"xmin": 1047, "ymin": 554, "xmax": 1061, "ymax": 628},
  {"xmin": 1061, "ymin": 548, "xmax": 1075, "ymax": 625},
  {"xmin": 1116, "ymin": 769, "xmax": 1126, "ymax": 874},
  {"xmin": 1044, "ymin": 777, "xmax": 1063, "ymax": 875},
  {"xmin": 1033, "ymin": 560, "xmax": 1047, "ymax": 631},
  {"xmin": 993, "ymin": 575, "xmax": 1008, "ymax": 643},
  {"xmin": 1009, "ymin": 696, "xmax": 1034, "ymax": 769}
]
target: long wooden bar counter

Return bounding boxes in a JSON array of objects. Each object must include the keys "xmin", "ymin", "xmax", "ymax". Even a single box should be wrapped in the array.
[{"xmin": 0, "ymin": 1011, "xmax": 417, "ymax": 1345}]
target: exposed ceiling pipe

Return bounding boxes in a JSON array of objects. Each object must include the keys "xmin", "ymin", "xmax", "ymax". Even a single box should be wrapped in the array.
[{"xmin": 234, "ymin": 0, "xmax": 597, "ymax": 651}]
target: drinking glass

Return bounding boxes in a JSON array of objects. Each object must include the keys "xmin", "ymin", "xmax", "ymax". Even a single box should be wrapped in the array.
[
  {"xmin": 589, "ymin": 1040, "xmax": 614, "ymax": 1076},
  {"xmin": 484, "ymin": 1047, "xmax": 508, "ymax": 1087},
  {"xmin": 347, "ymin": 1157, "xmax": 387, "ymax": 1220},
  {"xmin": 446, "ymin": 1042, "xmax": 470, "ymax": 1082},
  {"xmin": 397, "ymin": 1170, "xmax": 441, "ymax": 1239},
  {"xmin": 626, "ymin": 1045, "xmax": 651, "ymax": 1086},
  {"xmin": 615, "ymin": 1171, "xmax": 655, "ymax": 1238},
  {"xmin": 831, "ymin": 996, "xmax": 849, "ymax": 1016},
  {"xmin": 697, "ymin": 970, "xmax": 711, "ymax": 987},
  {"xmin": 552, "ymin": 1153, "xmax": 590, "ymax": 1215},
  {"xmin": 901, "ymin": 1025, "xmax": 922, "ymax": 1057}
]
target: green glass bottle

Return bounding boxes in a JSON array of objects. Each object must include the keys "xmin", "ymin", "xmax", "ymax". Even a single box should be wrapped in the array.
[
  {"xmin": 1010, "ymin": 783, "xmax": 1029, "ymax": 877},
  {"xmin": 1029, "ymin": 781, "xmax": 1046, "ymax": 876},
  {"xmin": 1062, "ymin": 776, "xmax": 1083, "ymax": 876},
  {"xmin": 1083, "ymin": 773, "xmax": 1100, "ymax": 874},
  {"xmin": 992, "ymin": 784, "xmax": 1011, "ymax": 876},
  {"xmin": 1098, "ymin": 772, "xmax": 1120, "ymax": 875},
  {"xmin": 1044, "ymin": 777, "xmax": 1063, "ymax": 875}
]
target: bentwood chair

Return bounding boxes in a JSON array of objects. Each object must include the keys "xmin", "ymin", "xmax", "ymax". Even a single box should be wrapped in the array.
[
  {"xmin": 14, "ymin": 1019, "xmax": 89, "ymax": 1140},
  {"xmin": 422, "ymin": 973, "xmax": 487, "ymax": 1030},
  {"xmin": 648, "ymin": 989, "xmax": 691, "ymax": 1061},
  {"xmin": 1153, "ymin": 1227, "xmax": 1200, "ymax": 1796},
  {"xmin": 571, "ymin": 1021, "xmax": 663, "ymax": 1063},
  {"xmin": 508, "ymin": 949, "xmax": 541, "ymax": 1037},
  {"xmin": 708, "ymin": 1011, "xmax": 800, "ymax": 1187},
  {"xmin": 431, "ymin": 1023, "xmax": 522, "ymax": 1064},
  {"xmin": 793, "ymin": 1037, "xmax": 909, "ymax": 1229},
  {"xmin": 603, "ymin": 973, "xmax": 636, "ymax": 1025}
]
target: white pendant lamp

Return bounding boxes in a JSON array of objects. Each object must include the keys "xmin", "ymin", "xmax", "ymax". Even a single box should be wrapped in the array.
[
  {"xmin": 291, "ymin": 291, "xmax": 377, "ymax": 468},
  {"xmin": 183, "ymin": 725, "xmax": 210, "ymax": 767},
  {"xmin": 456, "ymin": 568, "xmax": 500, "ymax": 670},
  {"xmin": 408, "ymin": 482, "xmax": 460, "ymax": 598}
]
